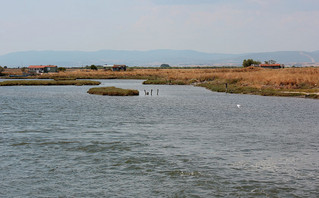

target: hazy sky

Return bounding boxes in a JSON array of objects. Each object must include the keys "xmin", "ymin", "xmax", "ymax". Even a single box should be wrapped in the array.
[{"xmin": 0, "ymin": 0, "xmax": 318, "ymax": 55}]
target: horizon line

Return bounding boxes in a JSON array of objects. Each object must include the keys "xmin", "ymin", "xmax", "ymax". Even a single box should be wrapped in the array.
[{"xmin": 1, "ymin": 49, "xmax": 318, "ymax": 56}]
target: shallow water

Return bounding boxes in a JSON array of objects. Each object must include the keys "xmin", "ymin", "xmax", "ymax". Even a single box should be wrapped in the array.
[{"xmin": 0, "ymin": 79, "xmax": 318, "ymax": 197}]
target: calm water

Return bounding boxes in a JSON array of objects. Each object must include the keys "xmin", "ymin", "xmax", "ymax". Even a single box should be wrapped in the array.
[{"xmin": 0, "ymin": 80, "xmax": 318, "ymax": 197}]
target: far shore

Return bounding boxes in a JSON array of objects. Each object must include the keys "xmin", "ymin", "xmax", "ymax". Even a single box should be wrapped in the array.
[
  {"xmin": 1, "ymin": 67, "xmax": 319, "ymax": 99},
  {"xmin": 0, "ymin": 79, "xmax": 101, "ymax": 86}
]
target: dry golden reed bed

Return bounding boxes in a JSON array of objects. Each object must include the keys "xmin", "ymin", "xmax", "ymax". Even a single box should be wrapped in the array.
[
  {"xmin": 87, "ymin": 86, "xmax": 139, "ymax": 96},
  {"xmin": 3, "ymin": 67, "xmax": 319, "ymax": 98},
  {"xmin": 35, "ymin": 67, "xmax": 319, "ymax": 89}
]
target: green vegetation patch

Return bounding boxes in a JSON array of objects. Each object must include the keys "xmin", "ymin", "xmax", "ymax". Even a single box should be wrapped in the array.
[
  {"xmin": 87, "ymin": 86, "xmax": 139, "ymax": 96},
  {"xmin": 53, "ymin": 77, "xmax": 77, "ymax": 81},
  {"xmin": 197, "ymin": 81, "xmax": 314, "ymax": 98},
  {"xmin": 0, "ymin": 80, "xmax": 101, "ymax": 86}
]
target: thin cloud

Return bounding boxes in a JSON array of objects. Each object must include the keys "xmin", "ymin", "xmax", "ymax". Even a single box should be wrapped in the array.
[{"xmin": 0, "ymin": 0, "xmax": 318, "ymax": 54}]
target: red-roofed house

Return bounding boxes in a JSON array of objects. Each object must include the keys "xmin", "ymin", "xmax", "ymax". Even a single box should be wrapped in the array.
[{"xmin": 28, "ymin": 65, "xmax": 58, "ymax": 73}]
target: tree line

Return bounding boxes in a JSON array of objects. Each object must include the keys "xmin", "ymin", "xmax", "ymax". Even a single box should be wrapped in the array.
[{"xmin": 242, "ymin": 59, "xmax": 277, "ymax": 67}]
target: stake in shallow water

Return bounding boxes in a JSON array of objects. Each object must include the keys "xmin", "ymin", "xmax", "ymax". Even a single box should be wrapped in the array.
[{"xmin": 144, "ymin": 89, "xmax": 159, "ymax": 96}]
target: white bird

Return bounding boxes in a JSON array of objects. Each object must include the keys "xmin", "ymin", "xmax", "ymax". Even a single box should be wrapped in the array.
[{"xmin": 237, "ymin": 104, "xmax": 241, "ymax": 108}]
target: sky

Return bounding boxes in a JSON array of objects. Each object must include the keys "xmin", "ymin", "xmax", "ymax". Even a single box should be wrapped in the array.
[{"xmin": 0, "ymin": 0, "xmax": 319, "ymax": 55}]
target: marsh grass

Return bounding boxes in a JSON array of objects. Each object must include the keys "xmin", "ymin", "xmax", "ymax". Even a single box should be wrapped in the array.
[
  {"xmin": 87, "ymin": 86, "xmax": 139, "ymax": 96},
  {"xmin": 0, "ymin": 80, "xmax": 101, "ymax": 86},
  {"xmin": 53, "ymin": 77, "xmax": 77, "ymax": 81},
  {"xmin": 198, "ymin": 81, "xmax": 316, "ymax": 98},
  {"xmin": 4, "ymin": 67, "xmax": 319, "ymax": 98},
  {"xmin": 6, "ymin": 67, "xmax": 319, "ymax": 89}
]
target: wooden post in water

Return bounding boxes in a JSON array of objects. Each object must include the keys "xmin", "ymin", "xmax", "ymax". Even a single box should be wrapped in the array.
[
  {"xmin": 157, "ymin": 89, "xmax": 159, "ymax": 95},
  {"xmin": 150, "ymin": 89, "xmax": 153, "ymax": 96}
]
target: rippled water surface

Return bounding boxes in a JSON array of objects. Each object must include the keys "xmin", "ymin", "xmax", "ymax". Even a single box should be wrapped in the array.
[{"xmin": 1, "ymin": 80, "xmax": 318, "ymax": 197}]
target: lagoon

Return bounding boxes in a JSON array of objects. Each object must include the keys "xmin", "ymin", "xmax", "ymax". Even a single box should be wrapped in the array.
[{"xmin": 0, "ymin": 80, "xmax": 318, "ymax": 197}]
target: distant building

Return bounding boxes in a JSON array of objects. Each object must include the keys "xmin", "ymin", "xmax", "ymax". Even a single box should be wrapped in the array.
[
  {"xmin": 259, "ymin": 64, "xmax": 284, "ymax": 69},
  {"xmin": 28, "ymin": 65, "xmax": 58, "ymax": 73},
  {"xmin": 112, "ymin": 65, "xmax": 127, "ymax": 71}
]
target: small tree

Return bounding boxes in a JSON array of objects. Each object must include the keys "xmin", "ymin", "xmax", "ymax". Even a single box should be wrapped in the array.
[
  {"xmin": 264, "ymin": 60, "xmax": 276, "ymax": 64},
  {"xmin": 160, "ymin": 64, "xmax": 170, "ymax": 68},
  {"xmin": 21, "ymin": 67, "xmax": 27, "ymax": 73},
  {"xmin": 242, "ymin": 59, "xmax": 261, "ymax": 67},
  {"xmin": 0, "ymin": 66, "xmax": 4, "ymax": 76},
  {"xmin": 90, "ymin": 65, "xmax": 98, "ymax": 70},
  {"xmin": 58, "ymin": 67, "xmax": 66, "ymax": 72}
]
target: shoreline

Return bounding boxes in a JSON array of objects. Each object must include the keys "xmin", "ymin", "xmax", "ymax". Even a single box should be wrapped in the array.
[
  {"xmin": 1, "ymin": 67, "xmax": 319, "ymax": 99},
  {"xmin": 0, "ymin": 79, "xmax": 101, "ymax": 86}
]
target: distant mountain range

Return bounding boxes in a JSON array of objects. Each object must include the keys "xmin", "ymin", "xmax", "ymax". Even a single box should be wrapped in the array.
[{"xmin": 1, "ymin": 49, "xmax": 318, "ymax": 67}]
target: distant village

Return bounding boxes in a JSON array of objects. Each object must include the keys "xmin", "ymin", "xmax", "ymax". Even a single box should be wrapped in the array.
[
  {"xmin": 27, "ymin": 64, "xmax": 127, "ymax": 74},
  {"xmin": 24, "ymin": 60, "xmax": 285, "ymax": 74}
]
